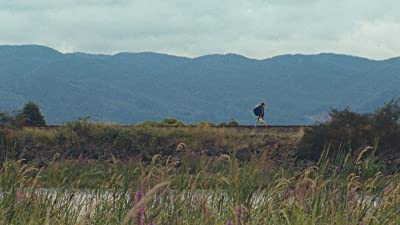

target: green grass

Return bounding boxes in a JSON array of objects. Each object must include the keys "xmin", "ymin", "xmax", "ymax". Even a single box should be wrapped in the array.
[{"xmin": 0, "ymin": 145, "xmax": 399, "ymax": 225}]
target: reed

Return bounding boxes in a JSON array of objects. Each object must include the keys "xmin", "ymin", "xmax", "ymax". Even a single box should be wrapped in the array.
[{"xmin": 0, "ymin": 145, "xmax": 399, "ymax": 224}]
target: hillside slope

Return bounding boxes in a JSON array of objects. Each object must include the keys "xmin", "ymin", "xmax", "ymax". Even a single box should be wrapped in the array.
[{"xmin": 1, "ymin": 45, "xmax": 399, "ymax": 124}]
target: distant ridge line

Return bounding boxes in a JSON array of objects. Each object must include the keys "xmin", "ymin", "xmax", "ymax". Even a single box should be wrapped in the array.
[
  {"xmin": 27, "ymin": 125, "xmax": 314, "ymax": 129},
  {"xmin": 2, "ymin": 44, "xmax": 399, "ymax": 61}
]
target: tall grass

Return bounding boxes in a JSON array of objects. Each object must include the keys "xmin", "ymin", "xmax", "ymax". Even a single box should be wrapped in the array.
[{"xmin": 0, "ymin": 145, "xmax": 399, "ymax": 224}]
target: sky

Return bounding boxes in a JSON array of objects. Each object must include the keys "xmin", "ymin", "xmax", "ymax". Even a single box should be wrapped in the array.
[{"xmin": 1, "ymin": 0, "xmax": 399, "ymax": 59}]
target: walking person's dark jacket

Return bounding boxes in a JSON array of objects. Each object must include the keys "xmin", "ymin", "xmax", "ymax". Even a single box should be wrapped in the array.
[{"xmin": 253, "ymin": 104, "xmax": 264, "ymax": 117}]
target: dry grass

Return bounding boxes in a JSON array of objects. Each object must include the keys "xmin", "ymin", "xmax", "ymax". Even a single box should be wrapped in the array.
[
  {"xmin": 1, "ymin": 124, "xmax": 304, "ymax": 162},
  {"xmin": 0, "ymin": 143, "xmax": 399, "ymax": 224}
]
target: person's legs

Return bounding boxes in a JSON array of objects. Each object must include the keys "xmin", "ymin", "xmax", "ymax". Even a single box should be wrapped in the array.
[
  {"xmin": 259, "ymin": 116, "xmax": 266, "ymax": 125},
  {"xmin": 255, "ymin": 116, "xmax": 261, "ymax": 126}
]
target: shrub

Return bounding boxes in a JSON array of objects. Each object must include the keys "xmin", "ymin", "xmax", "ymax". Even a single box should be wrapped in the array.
[
  {"xmin": 194, "ymin": 121, "xmax": 215, "ymax": 127},
  {"xmin": 299, "ymin": 100, "xmax": 400, "ymax": 160},
  {"xmin": 218, "ymin": 122, "xmax": 227, "ymax": 127},
  {"xmin": 219, "ymin": 119, "xmax": 239, "ymax": 127},
  {"xmin": 227, "ymin": 119, "xmax": 239, "ymax": 126},
  {"xmin": 159, "ymin": 118, "xmax": 184, "ymax": 127},
  {"xmin": 0, "ymin": 112, "xmax": 18, "ymax": 127},
  {"xmin": 136, "ymin": 121, "xmax": 160, "ymax": 127}
]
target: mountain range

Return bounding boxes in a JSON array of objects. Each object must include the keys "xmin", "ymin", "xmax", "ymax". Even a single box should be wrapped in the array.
[{"xmin": 1, "ymin": 45, "xmax": 399, "ymax": 125}]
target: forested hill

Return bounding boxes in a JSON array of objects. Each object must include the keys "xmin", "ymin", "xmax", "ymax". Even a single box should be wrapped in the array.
[{"xmin": 1, "ymin": 45, "xmax": 399, "ymax": 125}]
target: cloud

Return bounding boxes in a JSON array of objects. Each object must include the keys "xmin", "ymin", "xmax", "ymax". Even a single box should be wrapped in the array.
[{"xmin": 0, "ymin": 0, "xmax": 399, "ymax": 59}]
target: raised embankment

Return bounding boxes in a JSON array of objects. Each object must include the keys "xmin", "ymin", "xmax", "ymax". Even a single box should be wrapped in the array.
[{"xmin": 1, "ymin": 125, "xmax": 309, "ymax": 163}]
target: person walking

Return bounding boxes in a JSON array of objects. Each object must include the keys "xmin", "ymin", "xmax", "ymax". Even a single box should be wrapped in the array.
[{"xmin": 253, "ymin": 102, "xmax": 266, "ymax": 126}]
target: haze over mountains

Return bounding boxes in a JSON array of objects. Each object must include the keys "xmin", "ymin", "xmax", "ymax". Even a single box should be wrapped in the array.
[{"xmin": 1, "ymin": 45, "xmax": 399, "ymax": 125}]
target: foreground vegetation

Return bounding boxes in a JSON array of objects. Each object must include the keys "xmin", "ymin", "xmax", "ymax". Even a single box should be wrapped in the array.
[
  {"xmin": 1, "ymin": 145, "xmax": 399, "ymax": 224},
  {"xmin": 1, "ymin": 101, "xmax": 400, "ymax": 224},
  {"xmin": 300, "ymin": 100, "xmax": 400, "ymax": 160}
]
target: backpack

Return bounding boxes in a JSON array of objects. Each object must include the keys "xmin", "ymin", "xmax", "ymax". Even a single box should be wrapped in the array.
[{"xmin": 253, "ymin": 105, "xmax": 262, "ymax": 116}]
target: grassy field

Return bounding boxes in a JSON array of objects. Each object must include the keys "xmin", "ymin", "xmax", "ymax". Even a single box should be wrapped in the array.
[
  {"xmin": 0, "ymin": 124, "xmax": 399, "ymax": 224},
  {"xmin": 0, "ymin": 123, "xmax": 304, "ymax": 163}
]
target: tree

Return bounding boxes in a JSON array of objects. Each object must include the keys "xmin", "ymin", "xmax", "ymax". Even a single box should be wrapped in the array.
[{"xmin": 17, "ymin": 101, "xmax": 46, "ymax": 126}]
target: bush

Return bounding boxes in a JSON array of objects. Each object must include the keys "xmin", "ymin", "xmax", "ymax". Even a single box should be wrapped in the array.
[
  {"xmin": 1, "ymin": 102, "xmax": 46, "ymax": 127},
  {"xmin": 227, "ymin": 119, "xmax": 239, "ymax": 126},
  {"xmin": 136, "ymin": 121, "xmax": 160, "ymax": 127},
  {"xmin": 0, "ymin": 112, "xmax": 18, "ymax": 127},
  {"xmin": 218, "ymin": 122, "xmax": 227, "ymax": 127},
  {"xmin": 16, "ymin": 101, "xmax": 46, "ymax": 126},
  {"xmin": 159, "ymin": 118, "xmax": 185, "ymax": 127},
  {"xmin": 299, "ymin": 100, "xmax": 400, "ymax": 160},
  {"xmin": 194, "ymin": 121, "xmax": 215, "ymax": 127},
  {"xmin": 219, "ymin": 119, "xmax": 239, "ymax": 127}
]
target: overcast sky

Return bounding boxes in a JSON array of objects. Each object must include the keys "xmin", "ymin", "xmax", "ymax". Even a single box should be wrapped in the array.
[{"xmin": 1, "ymin": 0, "xmax": 399, "ymax": 59}]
